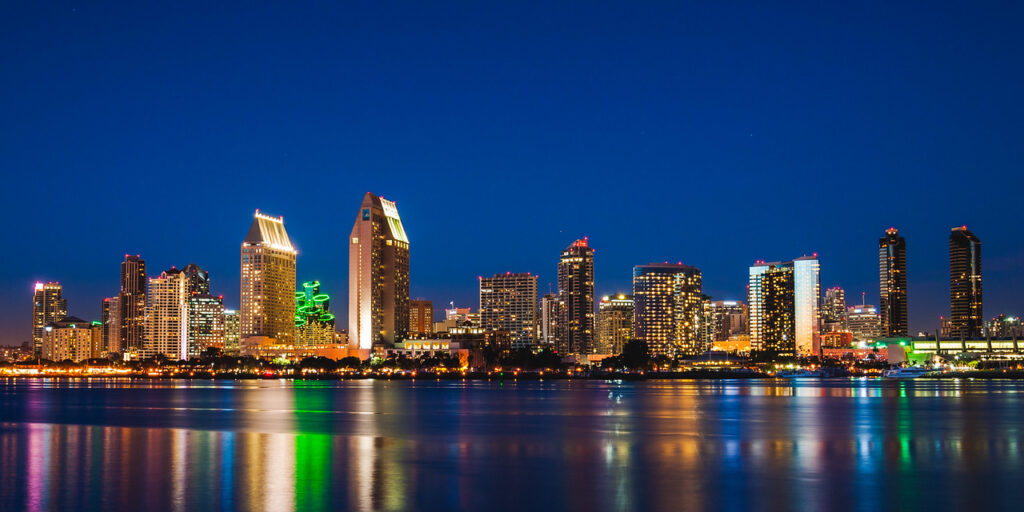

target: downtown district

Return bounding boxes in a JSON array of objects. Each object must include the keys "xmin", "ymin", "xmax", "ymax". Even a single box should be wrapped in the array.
[{"xmin": 11, "ymin": 192, "xmax": 1022, "ymax": 378}]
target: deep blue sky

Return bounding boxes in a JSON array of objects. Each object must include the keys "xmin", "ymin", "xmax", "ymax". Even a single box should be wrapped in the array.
[{"xmin": 3, "ymin": 2, "xmax": 1023, "ymax": 345}]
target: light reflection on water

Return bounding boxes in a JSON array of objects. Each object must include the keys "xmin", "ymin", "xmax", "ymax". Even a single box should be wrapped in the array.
[{"xmin": 1, "ymin": 378, "xmax": 1022, "ymax": 511}]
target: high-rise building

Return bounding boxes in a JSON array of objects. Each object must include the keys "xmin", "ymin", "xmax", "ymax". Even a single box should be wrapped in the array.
[
  {"xmin": 348, "ymin": 193, "xmax": 410, "ymax": 351},
  {"xmin": 749, "ymin": 256, "xmax": 820, "ymax": 356},
  {"xmin": 597, "ymin": 294, "xmax": 633, "ymax": 355},
  {"xmin": 187, "ymin": 293, "xmax": 225, "ymax": 356},
  {"xmin": 31, "ymin": 282, "xmax": 67, "ymax": 356},
  {"xmin": 879, "ymin": 228, "xmax": 908, "ymax": 337},
  {"xmin": 145, "ymin": 267, "xmax": 188, "ymax": 360},
  {"xmin": 479, "ymin": 272, "xmax": 537, "ymax": 349},
  {"xmin": 632, "ymin": 263, "xmax": 704, "ymax": 356},
  {"xmin": 42, "ymin": 316, "xmax": 101, "ymax": 362},
  {"xmin": 182, "ymin": 263, "xmax": 211, "ymax": 295},
  {"xmin": 949, "ymin": 226, "xmax": 982, "ymax": 338},
  {"xmin": 224, "ymin": 309, "xmax": 240, "ymax": 354},
  {"xmin": 821, "ymin": 286, "xmax": 847, "ymax": 332},
  {"xmin": 102, "ymin": 296, "xmax": 120, "ymax": 354},
  {"xmin": 557, "ymin": 239, "xmax": 595, "ymax": 356},
  {"xmin": 241, "ymin": 211, "xmax": 297, "ymax": 345},
  {"xmin": 296, "ymin": 280, "xmax": 336, "ymax": 346},
  {"xmin": 409, "ymin": 300, "xmax": 434, "ymax": 336},
  {"xmin": 119, "ymin": 255, "xmax": 147, "ymax": 357},
  {"xmin": 847, "ymin": 303, "xmax": 882, "ymax": 342},
  {"xmin": 710, "ymin": 300, "xmax": 747, "ymax": 342},
  {"xmin": 539, "ymin": 293, "xmax": 560, "ymax": 348}
]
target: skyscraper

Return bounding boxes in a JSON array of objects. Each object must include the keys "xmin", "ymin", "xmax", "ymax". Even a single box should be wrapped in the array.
[
  {"xmin": 241, "ymin": 211, "xmax": 297, "ymax": 345},
  {"xmin": 539, "ymin": 293, "xmax": 560, "ymax": 348},
  {"xmin": 409, "ymin": 300, "xmax": 434, "ymax": 336},
  {"xmin": 31, "ymin": 282, "xmax": 67, "ymax": 356},
  {"xmin": 187, "ymin": 293, "xmax": 225, "ymax": 356},
  {"xmin": 879, "ymin": 228, "xmax": 908, "ymax": 337},
  {"xmin": 348, "ymin": 193, "xmax": 410, "ymax": 351},
  {"xmin": 224, "ymin": 309, "xmax": 240, "ymax": 354},
  {"xmin": 102, "ymin": 296, "xmax": 120, "ymax": 354},
  {"xmin": 847, "ymin": 303, "xmax": 882, "ymax": 342},
  {"xmin": 182, "ymin": 262, "xmax": 211, "ymax": 295},
  {"xmin": 597, "ymin": 294, "xmax": 633, "ymax": 355},
  {"xmin": 479, "ymin": 272, "xmax": 537, "ymax": 349},
  {"xmin": 632, "ymin": 263, "xmax": 704, "ymax": 356},
  {"xmin": 119, "ymin": 255, "xmax": 147, "ymax": 357},
  {"xmin": 557, "ymin": 238, "xmax": 595, "ymax": 356},
  {"xmin": 821, "ymin": 286, "xmax": 847, "ymax": 332},
  {"xmin": 949, "ymin": 226, "xmax": 982, "ymax": 338},
  {"xmin": 749, "ymin": 256, "xmax": 820, "ymax": 356},
  {"xmin": 145, "ymin": 267, "xmax": 187, "ymax": 360}
]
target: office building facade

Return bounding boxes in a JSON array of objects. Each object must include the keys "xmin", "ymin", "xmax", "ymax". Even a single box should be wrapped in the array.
[
  {"xmin": 119, "ymin": 255, "xmax": 147, "ymax": 357},
  {"xmin": 749, "ymin": 256, "xmax": 820, "ymax": 356}
]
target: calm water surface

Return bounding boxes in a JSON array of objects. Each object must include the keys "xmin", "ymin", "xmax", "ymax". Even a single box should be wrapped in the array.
[{"xmin": 1, "ymin": 378, "xmax": 1022, "ymax": 511}]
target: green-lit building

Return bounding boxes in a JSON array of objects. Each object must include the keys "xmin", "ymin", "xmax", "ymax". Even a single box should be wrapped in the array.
[{"xmin": 296, "ymin": 281, "xmax": 336, "ymax": 346}]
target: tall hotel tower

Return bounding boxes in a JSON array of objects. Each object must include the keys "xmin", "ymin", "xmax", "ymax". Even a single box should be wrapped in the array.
[
  {"xmin": 748, "ymin": 256, "xmax": 819, "ymax": 356},
  {"xmin": 31, "ymin": 282, "xmax": 67, "ymax": 356},
  {"xmin": 349, "ymin": 193, "xmax": 410, "ymax": 351},
  {"xmin": 949, "ymin": 226, "xmax": 982, "ymax": 338},
  {"xmin": 557, "ymin": 238, "xmax": 595, "ymax": 356},
  {"xmin": 119, "ymin": 255, "xmax": 147, "ymax": 356},
  {"xmin": 632, "ymin": 263, "xmax": 704, "ymax": 356},
  {"xmin": 241, "ymin": 211, "xmax": 297, "ymax": 345},
  {"xmin": 879, "ymin": 228, "xmax": 908, "ymax": 337}
]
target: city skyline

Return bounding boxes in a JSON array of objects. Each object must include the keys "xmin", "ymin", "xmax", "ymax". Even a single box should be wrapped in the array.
[
  {"xmin": 4, "ymin": 3, "xmax": 1024, "ymax": 345},
  {"xmin": 8, "ymin": 215, "xmax": 1023, "ymax": 346}
]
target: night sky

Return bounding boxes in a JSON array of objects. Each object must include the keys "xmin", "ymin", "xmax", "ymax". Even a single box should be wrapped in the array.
[{"xmin": 3, "ymin": 2, "xmax": 1023, "ymax": 345}]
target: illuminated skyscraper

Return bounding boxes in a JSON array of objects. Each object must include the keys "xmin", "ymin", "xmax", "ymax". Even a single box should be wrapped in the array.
[
  {"xmin": 479, "ymin": 272, "xmax": 537, "ymax": 349},
  {"xmin": 224, "ymin": 309, "xmax": 240, "ymax": 354},
  {"xmin": 182, "ymin": 262, "xmax": 211, "ymax": 294},
  {"xmin": 119, "ymin": 255, "xmax": 147, "ymax": 356},
  {"xmin": 101, "ymin": 296, "xmax": 117, "ymax": 354},
  {"xmin": 749, "ymin": 256, "xmax": 820, "ymax": 356},
  {"xmin": 847, "ymin": 303, "xmax": 881, "ymax": 341},
  {"xmin": 557, "ymin": 239, "xmax": 595, "ymax": 356},
  {"xmin": 539, "ymin": 293, "xmax": 560, "ymax": 348},
  {"xmin": 296, "ymin": 280, "xmax": 336, "ymax": 346},
  {"xmin": 409, "ymin": 300, "xmax": 434, "ymax": 336},
  {"xmin": 348, "ymin": 193, "xmax": 410, "ymax": 350},
  {"xmin": 31, "ymin": 282, "xmax": 67, "ymax": 356},
  {"xmin": 949, "ymin": 226, "xmax": 982, "ymax": 338},
  {"xmin": 632, "ymin": 263, "xmax": 704, "ymax": 356},
  {"xmin": 822, "ymin": 286, "xmax": 847, "ymax": 332},
  {"xmin": 597, "ymin": 294, "xmax": 633, "ymax": 354},
  {"xmin": 241, "ymin": 211, "xmax": 297, "ymax": 345},
  {"xmin": 879, "ymin": 228, "xmax": 908, "ymax": 337},
  {"xmin": 188, "ymin": 293, "xmax": 225, "ymax": 356},
  {"xmin": 144, "ymin": 267, "xmax": 188, "ymax": 360}
]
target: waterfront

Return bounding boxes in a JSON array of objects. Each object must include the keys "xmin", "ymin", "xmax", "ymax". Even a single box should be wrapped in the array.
[{"xmin": 1, "ymin": 379, "xmax": 1022, "ymax": 511}]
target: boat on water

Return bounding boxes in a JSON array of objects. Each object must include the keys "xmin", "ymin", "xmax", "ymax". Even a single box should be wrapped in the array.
[
  {"xmin": 776, "ymin": 369, "xmax": 823, "ymax": 378},
  {"xmin": 882, "ymin": 366, "xmax": 932, "ymax": 379}
]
